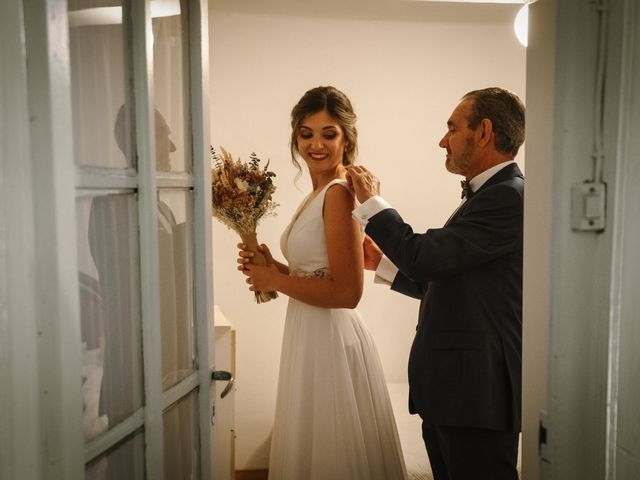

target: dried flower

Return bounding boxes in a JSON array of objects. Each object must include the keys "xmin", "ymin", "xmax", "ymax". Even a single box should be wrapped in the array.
[
  {"xmin": 211, "ymin": 146, "xmax": 278, "ymax": 235},
  {"xmin": 211, "ymin": 146, "xmax": 279, "ymax": 303}
]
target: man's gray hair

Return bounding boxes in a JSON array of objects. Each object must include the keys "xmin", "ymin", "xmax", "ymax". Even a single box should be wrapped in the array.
[{"xmin": 463, "ymin": 87, "xmax": 525, "ymax": 157}]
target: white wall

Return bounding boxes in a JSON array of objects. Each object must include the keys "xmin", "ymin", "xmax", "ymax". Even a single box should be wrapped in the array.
[{"xmin": 209, "ymin": 0, "xmax": 526, "ymax": 470}]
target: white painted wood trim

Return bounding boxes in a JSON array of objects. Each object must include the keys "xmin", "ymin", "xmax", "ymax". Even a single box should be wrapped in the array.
[
  {"xmin": 130, "ymin": 0, "xmax": 165, "ymax": 477},
  {"xmin": 155, "ymin": 172, "xmax": 195, "ymax": 188},
  {"xmin": 163, "ymin": 372, "xmax": 200, "ymax": 410},
  {"xmin": 20, "ymin": 0, "xmax": 85, "ymax": 478},
  {"xmin": 522, "ymin": 1, "xmax": 556, "ymax": 478},
  {"xmin": 606, "ymin": 0, "xmax": 638, "ymax": 478},
  {"xmin": 189, "ymin": 1, "xmax": 214, "ymax": 478},
  {"xmin": 84, "ymin": 408, "xmax": 146, "ymax": 464},
  {"xmin": 75, "ymin": 169, "xmax": 139, "ymax": 189},
  {"xmin": 1, "ymin": 0, "xmax": 44, "ymax": 478}
]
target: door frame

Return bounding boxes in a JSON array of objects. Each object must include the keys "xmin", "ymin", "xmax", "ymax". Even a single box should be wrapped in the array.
[
  {"xmin": 523, "ymin": 0, "xmax": 640, "ymax": 478},
  {"xmin": 0, "ymin": 0, "xmax": 213, "ymax": 478}
]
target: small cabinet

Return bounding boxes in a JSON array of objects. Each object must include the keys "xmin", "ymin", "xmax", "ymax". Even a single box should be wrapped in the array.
[{"xmin": 211, "ymin": 306, "xmax": 236, "ymax": 480}]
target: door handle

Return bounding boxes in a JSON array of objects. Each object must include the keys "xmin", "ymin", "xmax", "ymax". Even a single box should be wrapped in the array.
[{"xmin": 211, "ymin": 370, "xmax": 234, "ymax": 399}]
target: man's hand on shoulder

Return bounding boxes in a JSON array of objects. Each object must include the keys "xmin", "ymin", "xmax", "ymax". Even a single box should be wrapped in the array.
[{"xmin": 346, "ymin": 165, "xmax": 381, "ymax": 204}]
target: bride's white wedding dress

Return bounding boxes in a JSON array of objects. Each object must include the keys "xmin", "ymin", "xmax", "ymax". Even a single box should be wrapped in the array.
[{"xmin": 268, "ymin": 179, "xmax": 407, "ymax": 480}]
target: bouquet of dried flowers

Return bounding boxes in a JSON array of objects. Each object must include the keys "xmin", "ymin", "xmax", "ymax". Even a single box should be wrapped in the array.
[{"xmin": 211, "ymin": 146, "xmax": 279, "ymax": 303}]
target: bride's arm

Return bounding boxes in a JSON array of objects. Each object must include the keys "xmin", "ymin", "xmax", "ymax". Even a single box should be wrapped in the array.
[
  {"xmin": 243, "ymin": 184, "xmax": 364, "ymax": 309},
  {"xmin": 269, "ymin": 258, "xmax": 289, "ymax": 275}
]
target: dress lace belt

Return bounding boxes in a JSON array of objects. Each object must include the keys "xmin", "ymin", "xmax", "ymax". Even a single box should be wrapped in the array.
[{"xmin": 290, "ymin": 267, "xmax": 329, "ymax": 278}]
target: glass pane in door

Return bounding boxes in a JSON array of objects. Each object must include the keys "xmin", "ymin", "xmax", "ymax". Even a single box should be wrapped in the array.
[
  {"xmin": 153, "ymin": 0, "xmax": 191, "ymax": 173},
  {"xmin": 158, "ymin": 189, "xmax": 195, "ymax": 390},
  {"xmin": 85, "ymin": 429, "xmax": 145, "ymax": 480},
  {"xmin": 76, "ymin": 192, "xmax": 144, "ymax": 437},
  {"xmin": 69, "ymin": 0, "xmax": 134, "ymax": 170},
  {"xmin": 163, "ymin": 390, "xmax": 200, "ymax": 480}
]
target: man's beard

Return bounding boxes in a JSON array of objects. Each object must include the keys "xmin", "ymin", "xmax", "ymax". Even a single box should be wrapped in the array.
[{"xmin": 445, "ymin": 136, "xmax": 475, "ymax": 176}]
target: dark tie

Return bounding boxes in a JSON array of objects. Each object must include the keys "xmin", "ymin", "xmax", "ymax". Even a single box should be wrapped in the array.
[{"xmin": 460, "ymin": 180, "xmax": 473, "ymax": 199}]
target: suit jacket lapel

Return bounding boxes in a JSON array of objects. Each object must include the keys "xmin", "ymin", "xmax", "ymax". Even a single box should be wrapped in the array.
[{"xmin": 445, "ymin": 163, "xmax": 523, "ymax": 225}]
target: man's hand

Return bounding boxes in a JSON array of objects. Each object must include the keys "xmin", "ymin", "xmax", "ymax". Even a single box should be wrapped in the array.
[
  {"xmin": 363, "ymin": 234, "xmax": 383, "ymax": 271},
  {"xmin": 346, "ymin": 165, "xmax": 381, "ymax": 204}
]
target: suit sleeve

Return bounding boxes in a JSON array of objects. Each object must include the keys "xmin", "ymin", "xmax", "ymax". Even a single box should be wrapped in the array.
[
  {"xmin": 365, "ymin": 184, "xmax": 523, "ymax": 284},
  {"xmin": 390, "ymin": 270, "xmax": 428, "ymax": 299}
]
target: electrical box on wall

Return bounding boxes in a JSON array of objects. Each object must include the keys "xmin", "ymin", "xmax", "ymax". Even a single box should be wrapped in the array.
[{"xmin": 571, "ymin": 181, "xmax": 606, "ymax": 232}]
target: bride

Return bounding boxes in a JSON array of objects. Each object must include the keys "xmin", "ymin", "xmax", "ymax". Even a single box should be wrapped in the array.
[{"xmin": 237, "ymin": 85, "xmax": 407, "ymax": 480}]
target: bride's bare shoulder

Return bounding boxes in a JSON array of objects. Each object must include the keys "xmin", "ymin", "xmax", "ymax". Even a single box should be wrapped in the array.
[{"xmin": 324, "ymin": 180, "xmax": 355, "ymax": 210}]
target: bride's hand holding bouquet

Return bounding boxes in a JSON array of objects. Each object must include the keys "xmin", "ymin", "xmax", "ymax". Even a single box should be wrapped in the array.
[
  {"xmin": 211, "ymin": 146, "xmax": 279, "ymax": 303},
  {"xmin": 237, "ymin": 243, "xmax": 282, "ymax": 294}
]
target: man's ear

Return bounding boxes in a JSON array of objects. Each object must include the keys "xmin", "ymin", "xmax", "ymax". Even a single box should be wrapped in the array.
[{"xmin": 477, "ymin": 118, "xmax": 493, "ymax": 147}]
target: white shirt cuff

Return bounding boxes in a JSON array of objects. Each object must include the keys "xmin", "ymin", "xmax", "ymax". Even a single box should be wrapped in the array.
[
  {"xmin": 373, "ymin": 255, "xmax": 398, "ymax": 286},
  {"xmin": 352, "ymin": 196, "xmax": 393, "ymax": 227}
]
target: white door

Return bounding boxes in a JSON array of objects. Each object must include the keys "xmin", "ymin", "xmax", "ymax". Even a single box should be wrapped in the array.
[{"xmin": 1, "ymin": 0, "xmax": 215, "ymax": 478}]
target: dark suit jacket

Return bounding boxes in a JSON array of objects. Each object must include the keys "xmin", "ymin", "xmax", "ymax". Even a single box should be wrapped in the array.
[{"xmin": 366, "ymin": 163, "xmax": 524, "ymax": 433}]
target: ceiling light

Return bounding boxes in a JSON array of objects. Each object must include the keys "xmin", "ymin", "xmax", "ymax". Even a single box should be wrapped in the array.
[{"xmin": 514, "ymin": 3, "xmax": 529, "ymax": 47}]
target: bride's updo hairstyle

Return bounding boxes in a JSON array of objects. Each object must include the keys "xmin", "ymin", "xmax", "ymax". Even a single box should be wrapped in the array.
[{"xmin": 290, "ymin": 86, "xmax": 358, "ymax": 174}]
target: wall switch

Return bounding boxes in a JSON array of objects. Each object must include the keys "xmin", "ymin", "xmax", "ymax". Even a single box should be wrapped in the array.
[{"xmin": 571, "ymin": 181, "xmax": 606, "ymax": 232}]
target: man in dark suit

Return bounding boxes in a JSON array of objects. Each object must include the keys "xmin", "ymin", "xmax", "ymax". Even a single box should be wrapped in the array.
[{"xmin": 346, "ymin": 87, "xmax": 525, "ymax": 480}]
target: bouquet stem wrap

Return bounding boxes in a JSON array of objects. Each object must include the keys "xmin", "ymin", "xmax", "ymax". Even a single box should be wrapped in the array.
[{"xmin": 240, "ymin": 232, "xmax": 278, "ymax": 304}]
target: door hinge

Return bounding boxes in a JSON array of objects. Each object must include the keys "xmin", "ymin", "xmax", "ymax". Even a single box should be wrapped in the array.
[{"xmin": 539, "ymin": 409, "xmax": 551, "ymax": 463}]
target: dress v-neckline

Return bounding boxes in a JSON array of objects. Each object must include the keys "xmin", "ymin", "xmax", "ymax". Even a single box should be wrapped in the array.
[
  {"xmin": 291, "ymin": 190, "xmax": 320, "ymax": 225},
  {"xmin": 283, "ymin": 179, "xmax": 345, "ymax": 245},
  {"xmin": 291, "ymin": 179, "xmax": 345, "ymax": 226}
]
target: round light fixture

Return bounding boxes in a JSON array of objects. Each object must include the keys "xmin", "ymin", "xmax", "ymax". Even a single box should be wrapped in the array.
[{"xmin": 514, "ymin": 3, "xmax": 529, "ymax": 47}]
